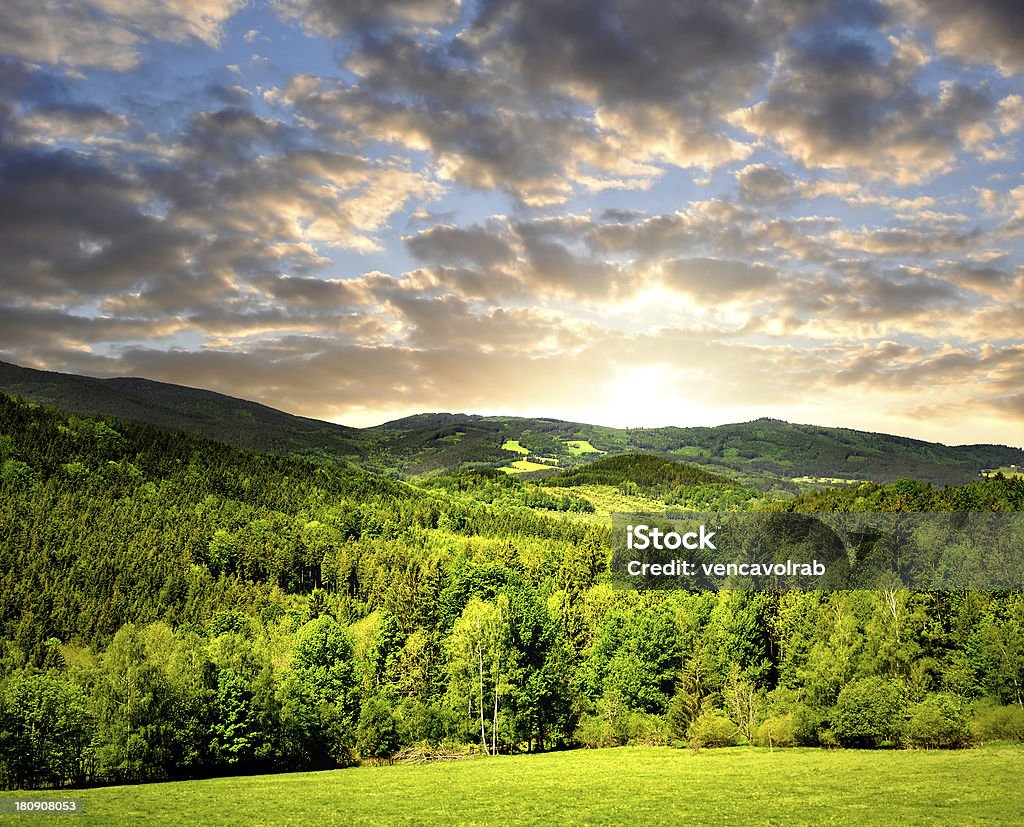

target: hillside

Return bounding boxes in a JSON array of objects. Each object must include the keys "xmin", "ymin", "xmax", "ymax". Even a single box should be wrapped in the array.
[
  {"xmin": 0, "ymin": 360, "xmax": 364, "ymax": 464},
  {"xmin": 1, "ymin": 360, "xmax": 1020, "ymax": 484},
  {"xmin": 1, "ymin": 392, "xmax": 1023, "ymax": 792}
]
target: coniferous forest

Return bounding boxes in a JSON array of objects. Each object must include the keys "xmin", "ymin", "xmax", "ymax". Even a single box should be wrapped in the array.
[{"xmin": 1, "ymin": 393, "xmax": 1023, "ymax": 790}]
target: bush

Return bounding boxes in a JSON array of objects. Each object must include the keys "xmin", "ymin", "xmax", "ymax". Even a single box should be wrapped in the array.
[
  {"xmin": 624, "ymin": 712, "xmax": 667, "ymax": 746},
  {"xmin": 575, "ymin": 710, "xmax": 666, "ymax": 748},
  {"xmin": 754, "ymin": 713, "xmax": 796, "ymax": 748},
  {"xmin": 831, "ymin": 677, "xmax": 905, "ymax": 747},
  {"xmin": 575, "ymin": 713, "xmax": 618, "ymax": 748},
  {"xmin": 905, "ymin": 694, "xmax": 972, "ymax": 749},
  {"xmin": 971, "ymin": 704, "xmax": 1024, "ymax": 744},
  {"xmin": 357, "ymin": 697, "xmax": 401, "ymax": 759},
  {"xmin": 687, "ymin": 710, "xmax": 744, "ymax": 749},
  {"xmin": 791, "ymin": 703, "xmax": 827, "ymax": 746}
]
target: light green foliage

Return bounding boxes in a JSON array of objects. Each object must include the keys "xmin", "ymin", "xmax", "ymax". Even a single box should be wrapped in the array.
[
  {"xmin": 905, "ymin": 694, "xmax": 972, "ymax": 749},
  {"xmin": 446, "ymin": 596, "xmax": 510, "ymax": 755},
  {"xmin": 754, "ymin": 713, "xmax": 797, "ymax": 748},
  {"xmin": 687, "ymin": 709, "xmax": 744, "ymax": 748},
  {"xmin": 279, "ymin": 616, "xmax": 359, "ymax": 768},
  {"xmin": 0, "ymin": 672, "xmax": 92, "ymax": 789},
  {"xmin": 971, "ymin": 704, "xmax": 1024, "ymax": 743}
]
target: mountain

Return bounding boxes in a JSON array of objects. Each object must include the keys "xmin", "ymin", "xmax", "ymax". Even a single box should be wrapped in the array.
[
  {"xmin": 1, "ymin": 359, "xmax": 1020, "ymax": 485},
  {"xmin": 0, "ymin": 360, "xmax": 364, "ymax": 463}
]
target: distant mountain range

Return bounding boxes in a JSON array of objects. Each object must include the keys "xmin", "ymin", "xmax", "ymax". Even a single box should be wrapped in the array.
[{"xmin": 1, "ymin": 359, "xmax": 1020, "ymax": 486}]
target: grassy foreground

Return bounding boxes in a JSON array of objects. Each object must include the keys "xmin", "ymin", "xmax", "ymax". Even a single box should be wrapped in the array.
[{"xmin": 4, "ymin": 746, "xmax": 1024, "ymax": 826}]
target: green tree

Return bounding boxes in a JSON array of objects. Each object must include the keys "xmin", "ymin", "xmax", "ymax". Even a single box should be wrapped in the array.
[
  {"xmin": 446, "ymin": 595, "xmax": 509, "ymax": 755},
  {"xmin": 0, "ymin": 672, "xmax": 93, "ymax": 788}
]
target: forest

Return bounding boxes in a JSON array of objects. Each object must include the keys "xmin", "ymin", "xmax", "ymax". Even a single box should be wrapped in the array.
[{"xmin": 1, "ymin": 392, "xmax": 1023, "ymax": 790}]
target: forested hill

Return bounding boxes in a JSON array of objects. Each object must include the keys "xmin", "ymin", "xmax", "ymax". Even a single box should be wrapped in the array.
[
  {"xmin": 1, "ymin": 359, "xmax": 1021, "ymax": 484},
  {"xmin": 2, "ymin": 391, "xmax": 1024, "ymax": 792},
  {"xmin": 0, "ymin": 360, "xmax": 363, "ymax": 463}
]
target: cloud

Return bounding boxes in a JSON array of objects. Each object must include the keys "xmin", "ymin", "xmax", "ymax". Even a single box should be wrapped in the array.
[
  {"xmin": 406, "ymin": 224, "xmax": 515, "ymax": 269},
  {"xmin": 732, "ymin": 29, "xmax": 999, "ymax": 183},
  {"xmin": 276, "ymin": 0, "xmax": 462, "ymax": 37},
  {"xmin": 0, "ymin": 0, "xmax": 243, "ymax": 72},
  {"xmin": 1, "ymin": 0, "xmax": 1023, "ymax": 445},
  {"xmin": 268, "ymin": 1, "xmax": 830, "ymax": 203},
  {"xmin": 894, "ymin": 0, "xmax": 1024, "ymax": 75},
  {"xmin": 0, "ymin": 148, "xmax": 194, "ymax": 302},
  {"xmin": 735, "ymin": 164, "xmax": 798, "ymax": 204},
  {"xmin": 662, "ymin": 258, "xmax": 780, "ymax": 301}
]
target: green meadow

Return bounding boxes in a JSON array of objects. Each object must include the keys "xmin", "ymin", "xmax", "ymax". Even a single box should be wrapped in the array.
[
  {"xmin": 499, "ymin": 458, "xmax": 556, "ymax": 473},
  {"xmin": 4, "ymin": 746, "xmax": 1023, "ymax": 826},
  {"xmin": 500, "ymin": 439, "xmax": 530, "ymax": 454},
  {"xmin": 566, "ymin": 439, "xmax": 604, "ymax": 456}
]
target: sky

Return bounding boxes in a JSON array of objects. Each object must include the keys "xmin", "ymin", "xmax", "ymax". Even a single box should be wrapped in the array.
[{"xmin": 1, "ymin": 0, "xmax": 1023, "ymax": 446}]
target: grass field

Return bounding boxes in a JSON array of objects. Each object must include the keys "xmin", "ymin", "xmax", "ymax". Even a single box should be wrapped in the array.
[
  {"xmin": 566, "ymin": 440, "xmax": 604, "ymax": 456},
  {"xmin": 982, "ymin": 466, "xmax": 1023, "ymax": 479},
  {"xmin": 499, "ymin": 459, "xmax": 555, "ymax": 473},
  {"xmin": 501, "ymin": 439, "xmax": 530, "ymax": 454},
  {"xmin": 5, "ymin": 745, "xmax": 1023, "ymax": 826}
]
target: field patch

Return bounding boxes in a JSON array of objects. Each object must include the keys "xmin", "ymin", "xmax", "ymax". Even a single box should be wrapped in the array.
[
  {"xmin": 501, "ymin": 439, "xmax": 529, "ymax": 454},
  {"xmin": 7, "ymin": 745, "xmax": 1022, "ymax": 826},
  {"xmin": 565, "ymin": 440, "xmax": 604, "ymax": 456},
  {"xmin": 791, "ymin": 475, "xmax": 864, "ymax": 485},
  {"xmin": 499, "ymin": 459, "xmax": 555, "ymax": 473},
  {"xmin": 983, "ymin": 466, "xmax": 1024, "ymax": 478},
  {"xmin": 552, "ymin": 483, "xmax": 671, "ymax": 517}
]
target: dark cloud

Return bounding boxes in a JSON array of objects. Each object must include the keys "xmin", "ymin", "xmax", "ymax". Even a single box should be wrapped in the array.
[
  {"xmin": 406, "ymin": 224, "xmax": 515, "ymax": 269},
  {"xmin": 0, "ymin": 149, "xmax": 194, "ymax": 301},
  {"xmin": 735, "ymin": 164, "xmax": 797, "ymax": 204},
  {"xmin": 896, "ymin": 0, "xmax": 1024, "ymax": 74},
  {"xmin": 734, "ymin": 25, "xmax": 999, "ymax": 182},
  {"xmin": 279, "ymin": 0, "xmax": 461, "ymax": 37}
]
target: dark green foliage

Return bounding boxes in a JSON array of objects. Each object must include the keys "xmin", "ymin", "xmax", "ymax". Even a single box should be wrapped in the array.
[{"xmin": 357, "ymin": 696, "xmax": 401, "ymax": 759}]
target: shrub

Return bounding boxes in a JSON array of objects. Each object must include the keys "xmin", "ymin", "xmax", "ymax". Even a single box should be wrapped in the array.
[
  {"xmin": 687, "ymin": 710, "xmax": 744, "ymax": 749},
  {"xmin": 754, "ymin": 713, "xmax": 796, "ymax": 748},
  {"xmin": 971, "ymin": 704, "xmax": 1024, "ymax": 744},
  {"xmin": 791, "ymin": 703, "xmax": 827, "ymax": 746},
  {"xmin": 905, "ymin": 694, "xmax": 972, "ymax": 749},
  {"xmin": 575, "ymin": 710, "xmax": 666, "ymax": 748},
  {"xmin": 818, "ymin": 728, "xmax": 839, "ymax": 748},
  {"xmin": 357, "ymin": 697, "xmax": 401, "ymax": 759},
  {"xmin": 575, "ymin": 713, "xmax": 618, "ymax": 749},
  {"xmin": 831, "ymin": 677, "xmax": 905, "ymax": 747}
]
